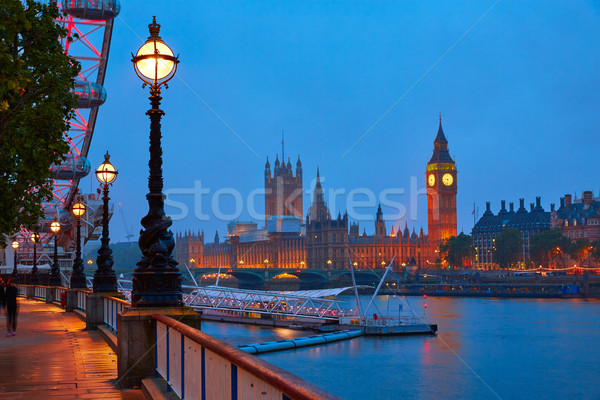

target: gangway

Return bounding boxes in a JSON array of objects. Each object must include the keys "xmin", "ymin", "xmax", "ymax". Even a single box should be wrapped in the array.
[
  {"xmin": 182, "ymin": 285, "xmax": 352, "ymax": 321},
  {"xmin": 113, "ymin": 280, "xmax": 355, "ymax": 321}
]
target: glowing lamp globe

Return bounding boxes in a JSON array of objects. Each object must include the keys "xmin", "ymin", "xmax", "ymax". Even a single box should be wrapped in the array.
[
  {"xmin": 31, "ymin": 233, "xmax": 37, "ymax": 243},
  {"xmin": 96, "ymin": 151, "xmax": 117, "ymax": 185},
  {"xmin": 132, "ymin": 17, "xmax": 178, "ymax": 86},
  {"xmin": 11, "ymin": 241, "xmax": 19, "ymax": 250},
  {"xmin": 50, "ymin": 219, "xmax": 61, "ymax": 234},
  {"xmin": 72, "ymin": 200, "xmax": 87, "ymax": 218}
]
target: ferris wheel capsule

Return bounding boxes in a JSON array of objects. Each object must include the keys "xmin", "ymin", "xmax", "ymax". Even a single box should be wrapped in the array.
[
  {"xmin": 73, "ymin": 80, "xmax": 107, "ymax": 108},
  {"xmin": 61, "ymin": 0, "xmax": 121, "ymax": 20},
  {"xmin": 50, "ymin": 154, "xmax": 91, "ymax": 180}
]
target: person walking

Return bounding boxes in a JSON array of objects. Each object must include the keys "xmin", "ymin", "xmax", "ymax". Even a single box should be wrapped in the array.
[
  {"xmin": 5, "ymin": 279, "xmax": 18, "ymax": 336},
  {"xmin": 0, "ymin": 278, "xmax": 5, "ymax": 314}
]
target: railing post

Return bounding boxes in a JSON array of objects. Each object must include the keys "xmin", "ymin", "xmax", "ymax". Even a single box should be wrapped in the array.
[
  {"xmin": 65, "ymin": 289, "xmax": 77, "ymax": 312},
  {"xmin": 26, "ymin": 285, "xmax": 34, "ymax": 299},
  {"xmin": 45, "ymin": 286, "xmax": 54, "ymax": 304},
  {"xmin": 117, "ymin": 307, "xmax": 200, "ymax": 388},
  {"xmin": 86, "ymin": 293, "xmax": 105, "ymax": 330}
]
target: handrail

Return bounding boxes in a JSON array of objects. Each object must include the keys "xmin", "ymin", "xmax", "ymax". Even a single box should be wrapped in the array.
[
  {"xmin": 153, "ymin": 314, "xmax": 342, "ymax": 400},
  {"xmin": 100, "ymin": 294, "xmax": 131, "ymax": 307},
  {"xmin": 101, "ymin": 295, "xmax": 131, "ymax": 333}
]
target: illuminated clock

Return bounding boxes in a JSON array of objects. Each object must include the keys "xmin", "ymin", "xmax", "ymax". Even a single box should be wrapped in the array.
[
  {"xmin": 428, "ymin": 174, "xmax": 435, "ymax": 187},
  {"xmin": 442, "ymin": 173, "xmax": 453, "ymax": 186}
]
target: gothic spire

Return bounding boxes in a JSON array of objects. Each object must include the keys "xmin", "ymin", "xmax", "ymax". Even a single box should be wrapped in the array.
[
  {"xmin": 309, "ymin": 166, "xmax": 328, "ymax": 222},
  {"xmin": 428, "ymin": 116, "xmax": 453, "ymax": 164},
  {"xmin": 435, "ymin": 113, "xmax": 448, "ymax": 144}
]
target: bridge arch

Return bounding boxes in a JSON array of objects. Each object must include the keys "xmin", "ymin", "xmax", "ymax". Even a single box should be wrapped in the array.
[{"xmin": 330, "ymin": 270, "xmax": 381, "ymax": 287}]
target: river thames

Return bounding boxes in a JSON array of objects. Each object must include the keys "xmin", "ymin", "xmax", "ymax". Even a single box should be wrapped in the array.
[{"xmin": 201, "ymin": 295, "xmax": 600, "ymax": 400}]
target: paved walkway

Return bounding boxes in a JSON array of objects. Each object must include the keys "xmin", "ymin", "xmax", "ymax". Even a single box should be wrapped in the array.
[{"xmin": 0, "ymin": 298, "xmax": 145, "ymax": 399}]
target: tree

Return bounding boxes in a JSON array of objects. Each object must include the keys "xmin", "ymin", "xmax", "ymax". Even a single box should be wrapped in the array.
[
  {"xmin": 568, "ymin": 238, "xmax": 592, "ymax": 267},
  {"xmin": 0, "ymin": 0, "xmax": 79, "ymax": 244},
  {"xmin": 493, "ymin": 228, "xmax": 523, "ymax": 270},
  {"xmin": 439, "ymin": 233, "xmax": 475, "ymax": 268},
  {"xmin": 529, "ymin": 228, "xmax": 570, "ymax": 268},
  {"xmin": 591, "ymin": 240, "xmax": 600, "ymax": 267}
]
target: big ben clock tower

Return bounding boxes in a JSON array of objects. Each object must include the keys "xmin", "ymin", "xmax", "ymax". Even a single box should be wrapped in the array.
[{"xmin": 426, "ymin": 117, "xmax": 457, "ymax": 245}]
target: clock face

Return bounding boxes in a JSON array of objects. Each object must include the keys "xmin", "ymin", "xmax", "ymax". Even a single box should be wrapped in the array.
[
  {"xmin": 442, "ymin": 173, "xmax": 453, "ymax": 186},
  {"xmin": 428, "ymin": 174, "xmax": 435, "ymax": 187}
]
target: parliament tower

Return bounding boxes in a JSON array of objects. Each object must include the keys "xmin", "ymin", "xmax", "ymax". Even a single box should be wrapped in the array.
[
  {"xmin": 426, "ymin": 117, "xmax": 457, "ymax": 245},
  {"xmin": 264, "ymin": 135, "xmax": 303, "ymax": 225}
]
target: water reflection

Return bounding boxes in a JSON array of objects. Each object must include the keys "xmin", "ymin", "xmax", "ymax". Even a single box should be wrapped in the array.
[{"xmin": 204, "ymin": 296, "xmax": 600, "ymax": 399}]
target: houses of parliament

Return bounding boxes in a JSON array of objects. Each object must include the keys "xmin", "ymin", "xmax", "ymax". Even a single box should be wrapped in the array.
[{"xmin": 176, "ymin": 120, "xmax": 457, "ymax": 271}]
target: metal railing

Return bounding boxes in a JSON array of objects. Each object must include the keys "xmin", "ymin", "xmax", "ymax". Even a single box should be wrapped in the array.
[
  {"xmin": 33, "ymin": 285, "xmax": 47, "ymax": 300},
  {"xmin": 75, "ymin": 289, "xmax": 91, "ymax": 312},
  {"xmin": 53, "ymin": 287, "xmax": 68, "ymax": 305},
  {"xmin": 102, "ymin": 295, "xmax": 130, "ymax": 333},
  {"xmin": 153, "ymin": 314, "xmax": 341, "ymax": 400}
]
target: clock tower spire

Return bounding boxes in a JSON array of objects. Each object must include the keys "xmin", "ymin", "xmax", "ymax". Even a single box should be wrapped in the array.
[{"xmin": 426, "ymin": 116, "xmax": 457, "ymax": 246}]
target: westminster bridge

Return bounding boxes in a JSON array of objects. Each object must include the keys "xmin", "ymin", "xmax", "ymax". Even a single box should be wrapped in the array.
[{"xmin": 191, "ymin": 267, "xmax": 388, "ymax": 290}]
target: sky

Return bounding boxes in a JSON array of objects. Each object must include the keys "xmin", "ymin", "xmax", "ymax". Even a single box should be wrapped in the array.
[{"xmin": 83, "ymin": 0, "xmax": 600, "ymax": 244}]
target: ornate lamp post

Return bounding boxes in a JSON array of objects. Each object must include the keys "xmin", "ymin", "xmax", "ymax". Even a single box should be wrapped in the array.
[
  {"xmin": 130, "ymin": 17, "xmax": 182, "ymax": 307},
  {"xmin": 94, "ymin": 151, "xmax": 118, "ymax": 292},
  {"xmin": 11, "ymin": 240, "xmax": 19, "ymax": 279},
  {"xmin": 30, "ymin": 232, "xmax": 40, "ymax": 284},
  {"xmin": 71, "ymin": 198, "xmax": 87, "ymax": 288},
  {"xmin": 50, "ymin": 218, "xmax": 62, "ymax": 286}
]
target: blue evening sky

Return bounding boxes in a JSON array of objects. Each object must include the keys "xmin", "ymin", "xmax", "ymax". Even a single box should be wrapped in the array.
[{"xmin": 86, "ymin": 0, "xmax": 600, "ymax": 243}]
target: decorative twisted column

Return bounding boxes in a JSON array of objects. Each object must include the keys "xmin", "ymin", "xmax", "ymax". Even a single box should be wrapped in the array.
[
  {"xmin": 12, "ymin": 249, "xmax": 18, "ymax": 281},
  {"xmin": 70, "ymin": 218, "xmax": 87, "ymax": 288},
  {"xmin": 93, "ymin": 184, "xmax": 118, "ymax": 292},
  {"xmin": 50, "ymin": 235, "xmax": 61, "ymax": 286},
  {"xmin": 31, "ymin": 238, "xmax": 39, "ymax": 284},
  {"xmin": 131, "ymin": 87, "xmax": 182, "ymax": 307}
]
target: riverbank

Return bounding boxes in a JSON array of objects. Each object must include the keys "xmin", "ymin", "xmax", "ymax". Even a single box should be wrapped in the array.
[{"xmin": 381, "ymin": 283, "xmax": 584, "ymax": 298}]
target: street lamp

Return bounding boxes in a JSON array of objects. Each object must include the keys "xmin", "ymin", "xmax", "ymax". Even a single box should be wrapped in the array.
[
  {"xmin": 11, "ymin": 240, "xmax": 19, "ymax": 279},
  {"xmin": 130, "ymin": 17, "xmax": 181, "ymax": 307},
  {"xmin": 30, "ymin": 232, "xmax": 39, "ymax": 284},
  {"xmin": 50, "ymin": 218, "xmax": 62, "ymax": 286},
  {"xmin": 94, "ymin": 151, "xmax": 118, "ymax": 292},
  {"xmin": 71, "ymin": 198, "xmax": 87, "ymax": 288}
]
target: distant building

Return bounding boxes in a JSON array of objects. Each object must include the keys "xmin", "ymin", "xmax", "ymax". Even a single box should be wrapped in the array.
[
  {"xmin": 472, "ymin": 197, "xmax": 550, "ymax": 269},
  {"xmin": 552, "ymin": 191, "xmax": 600, "ymax": 241},
  {"xmin": 177, "ymin": 120, "xmax": 457, "ymax": 271}
]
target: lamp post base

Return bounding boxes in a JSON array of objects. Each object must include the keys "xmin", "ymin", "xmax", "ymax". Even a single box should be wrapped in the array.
[
  {"xmin": 93, "ymin": 272, "xmax": 118, "ymax": 292},
  {"xmin": 70, "ymin": 269, "xmax": 87, "ymax": 289},
  {"xmin": 31, "ymin": 267, "xmax": 39, "ymax": 285},
  {"xmin": 131, "ymin": 270, "xmax": 182, "ymax": 307},
  {"xmin": 50, "ymin": 263, "xmax": 62, "ymax": 287}
]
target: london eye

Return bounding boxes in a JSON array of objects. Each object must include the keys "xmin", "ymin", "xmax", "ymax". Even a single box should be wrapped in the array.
[{"xmin": 18, "ymin": 1, "xmax": 121, "ymax": 260}]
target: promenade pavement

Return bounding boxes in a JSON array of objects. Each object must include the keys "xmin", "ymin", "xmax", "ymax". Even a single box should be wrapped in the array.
[{"xmin": 0, "ymin": 298, "xmax": 145, "ymax": 399}]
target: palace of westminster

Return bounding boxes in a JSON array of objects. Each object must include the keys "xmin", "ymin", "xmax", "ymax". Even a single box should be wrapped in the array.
[{"xmin": 175, "ymin": 120, "xmax": 458, "ymax": 271}]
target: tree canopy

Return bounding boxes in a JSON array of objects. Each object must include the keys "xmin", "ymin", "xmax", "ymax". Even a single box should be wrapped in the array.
[
  {"xmin": 440, "ymin": 233, "xmax": 475, "ymax": 268},
  {"xmin": 529, "ymin": 228, "xmax": 571, "ymax": 268},
  {"xmin": 0, "ymin": 0, "xmax": 80, "ymax": 244},
  {"xmin": 493, "ymin": 228, "xmax": 523, "ymax": 270},
  {"xmin": 567, "ymin": 238, "xmax": 593, "ymax": 267}
]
